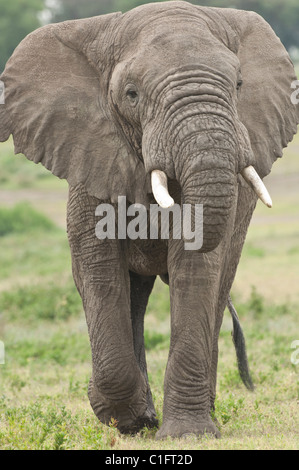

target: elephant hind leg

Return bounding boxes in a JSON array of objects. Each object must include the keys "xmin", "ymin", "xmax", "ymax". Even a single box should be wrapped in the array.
[{"xmin": 129, "ymin": 270, "xmax": 159, "ymax": 430}]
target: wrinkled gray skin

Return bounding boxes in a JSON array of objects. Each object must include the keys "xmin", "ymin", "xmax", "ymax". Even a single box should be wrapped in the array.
[{"xmin": 0, "ymin": 2, "xmax": 298, "ymax": 439}]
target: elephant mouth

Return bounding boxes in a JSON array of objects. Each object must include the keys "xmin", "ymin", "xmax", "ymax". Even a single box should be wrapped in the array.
[
  {"xmin": 151, "ymin": 167, "xmax": 272, "ymax": 209},
  {"xmin": 150, "ymin": 165, "xmax": 272, "ymax": 252}
]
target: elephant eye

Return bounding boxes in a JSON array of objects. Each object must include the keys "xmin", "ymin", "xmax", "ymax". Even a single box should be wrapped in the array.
[
  {"xmin": 125, "ymin": 85, "xmax": 139, "ymax": 106},
  {"xmin": 127, "ymin": 89, "xmax": 138, "ymax": 99},
  {"xmin": 237, "ymin": 79, "xmax": 243, "ymax": 90}
]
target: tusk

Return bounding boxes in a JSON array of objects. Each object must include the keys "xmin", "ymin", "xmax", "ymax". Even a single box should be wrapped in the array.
[
  {"xmin": 241, "ymin": 166, "xmax": 272, "ymax": 208},
  {"xmin": 151, "ymin": 170, "xmax": 175, "ymax": 208}
]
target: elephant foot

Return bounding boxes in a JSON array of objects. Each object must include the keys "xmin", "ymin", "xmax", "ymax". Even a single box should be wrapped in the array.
[
  {"xmin": 155, "ymin": 416, "xmax": 221, "ymax": 440},
  {"xmin": 88, "ymin": 378, "xmax": 158, "ymax": 434},
  {"xmin": 93, "ymin": 401, "xmax": 158, "ymax": 435},
  {"xmin": 118, "ymin": 409, "xmax": 159, "ymax": 435}
]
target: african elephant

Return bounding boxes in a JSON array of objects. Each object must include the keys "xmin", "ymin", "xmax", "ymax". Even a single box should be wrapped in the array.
[{"xmin": 0, "ymin": 1, "xmax": 298, "ymax": 439}]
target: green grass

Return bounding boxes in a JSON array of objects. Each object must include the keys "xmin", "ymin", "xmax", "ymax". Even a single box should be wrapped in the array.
[
  {"xmin": 0, "ymin": 139, "xmax": 67, "ymax": 190},
  {"xmin": 0, "ymin": 283, "xmax": 82, "ymax": 323},
  {"xmin": 0, "ymin": 202, "xmax": 56, "ymax": 237},
  {"xmin": 0, "ymin": 133, "xmax": 298, "ymax": 449}
]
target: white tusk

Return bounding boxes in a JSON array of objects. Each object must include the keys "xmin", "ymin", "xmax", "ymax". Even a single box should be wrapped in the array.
[
  {"xmin": 242, "ymin": 165, "xmax": 272, "ymax": 208},
  {"xmin": 151, "ymin": 170, "xmax": 175, "ymax": 208}
]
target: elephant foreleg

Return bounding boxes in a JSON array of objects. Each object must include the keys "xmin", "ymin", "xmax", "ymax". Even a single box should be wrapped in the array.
[
  {"xmin": 156, "ymin": 238, "xmax": 222, "ymax": 439},
  {"xmin": 129, "ymin": 270, "xmax": 158, "ymax": 427},
  {"xmin": 67, "ymin": 185, "xmax": 149, "ymax": 434},
  {"xmin": 209, "ymin": 193, "xmax": 257, "ymax": 412}
]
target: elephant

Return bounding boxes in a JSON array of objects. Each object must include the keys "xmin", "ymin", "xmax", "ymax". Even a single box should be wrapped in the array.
[{"xmin": 0, "ymin": 1, "xmax": 298, "ymax": 439}]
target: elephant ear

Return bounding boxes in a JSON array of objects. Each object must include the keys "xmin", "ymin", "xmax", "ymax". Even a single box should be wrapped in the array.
[
  {"xmin": 0, "ymin": 14, "xmax": 148, "ymax": 204},
  {"xmin": 197, "ymin": 7, "xmax": 299, "ymax": 178},
  {"xmin": 234, "ymin": 10, "xmax": 299, "ymax": 178}
]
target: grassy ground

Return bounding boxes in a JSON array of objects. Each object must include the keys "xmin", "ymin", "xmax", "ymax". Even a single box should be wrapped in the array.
[{"xmin": 0, "ymin": 132, "xmax": 298, "ymax": 450}]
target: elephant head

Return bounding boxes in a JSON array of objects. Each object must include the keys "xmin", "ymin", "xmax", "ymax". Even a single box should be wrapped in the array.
[{"xmin": 0, "ymin": 1, "xmax": 298, "ymax": 252}]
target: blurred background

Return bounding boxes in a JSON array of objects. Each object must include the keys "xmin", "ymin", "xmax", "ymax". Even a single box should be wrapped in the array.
[
  {"xmin": 0, "ymin": 0, "xmax": 298, "ymax": 450},
  {"xmin": 1, "ymin": 0, "xmax": 299, "ymax": 73}
]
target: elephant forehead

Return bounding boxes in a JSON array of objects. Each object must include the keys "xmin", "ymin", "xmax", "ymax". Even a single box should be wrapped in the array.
[
  {"xmin": 127, "ymin": 38, "xmax": 238, "ymax": 86},
  {"xmin": 118, "ymin": 19, "xmax": 238, "ymax": 81},
  {"xmin": 118, "ymin": 5, "xmax": 235, "ymax": 64}
]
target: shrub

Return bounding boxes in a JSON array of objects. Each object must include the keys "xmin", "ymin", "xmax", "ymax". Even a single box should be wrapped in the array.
[
  {"xmin": 0, "ymin": 203, "xmax": 56, "ymax": 237},
  {"xmin": 0, "ymin": 282, "xmax": 82, "ymax": 323}
]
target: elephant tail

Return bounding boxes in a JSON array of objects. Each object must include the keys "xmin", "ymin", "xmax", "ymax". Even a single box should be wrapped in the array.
[{"xmin": 227, "ymin": 296, "xmax": 255, "ymax": 391}]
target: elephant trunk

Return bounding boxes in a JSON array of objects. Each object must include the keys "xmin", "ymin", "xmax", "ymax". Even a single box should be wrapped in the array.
[
  {"xmin": 181, "ymin": 162, "xmax": 237, "ymax": 252},
  {"xmin": 145, "ymin": 76, "xmax": 272, "ymax": 252}
]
